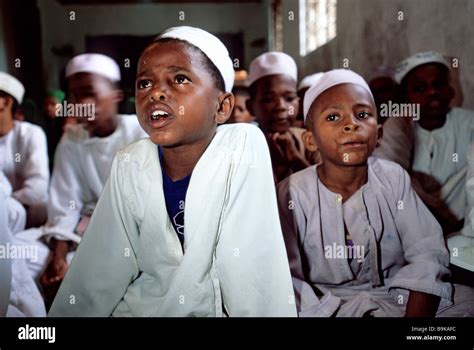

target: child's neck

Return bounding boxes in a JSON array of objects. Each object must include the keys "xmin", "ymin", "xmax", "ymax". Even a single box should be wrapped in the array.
[
  {"xmin": 0, "ymin": 114, "xmax": 14, "ymax": 137},
  {"xmin": 161, "ymin": 133, "xmax": 215, "ymax": 182},
  {"xmin": 418, "ymin": 114, "xmax": 447, "ymax": 131},
  {"xmin": 317, "ymin": 161, "xmax": 368, "ymax": 202}
]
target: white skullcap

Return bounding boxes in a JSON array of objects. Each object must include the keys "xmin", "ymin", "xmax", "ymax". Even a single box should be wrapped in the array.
[
  {"xmin": 394, "ymin": 51, "xmax": 450, "ymax": 84},
  {"xmin": 158, "ymin": 26, "xmax": 234, "ymax": 92},
  {"xmin": 303, "ymin": 69, "xmax": 373, "ymax": 122},
  {"xmin": 0, "ymin": 72, "xmax": 25, "ymax": 104},
  {"xmin": 298, "ymin": 72, "xmax": 324, "ymax": 91},
  {"xmin": 248, "ymin": 52, "xmax": 297, "ymax": 86},
  {"xmin": 66, "ymin": 53, "xmax": 121, "ymax": 82}
]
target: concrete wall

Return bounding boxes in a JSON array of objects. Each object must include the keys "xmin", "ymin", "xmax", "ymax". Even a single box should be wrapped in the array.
[{"xmin": 281, "ymin": 0, "xmax": 474, "ymax": 108}]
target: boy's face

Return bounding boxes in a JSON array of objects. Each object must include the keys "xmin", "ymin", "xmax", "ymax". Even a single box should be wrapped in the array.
[
  {"xmin": 67, "ymin": 73, "xmax": 122, "ymax": 137},
  {"xmin": 229, "ymin": 93, "xmax": 253, "ymax": 123},
  {"xmin": 306, "ymin": 83, "xmax": 381, "ymax": 167},
  {"xmin": 136, "ymin": 41, "xmax": 229, "ymax": 147},
  {"xmin": 249, "ymin": 75, "xmax": 299, "ymax": 134},
  {"xmin": 403, "ymin": 63, "xmax": 453, "ymax": 120}
]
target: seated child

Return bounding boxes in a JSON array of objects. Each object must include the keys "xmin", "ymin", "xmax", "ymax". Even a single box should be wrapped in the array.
[
  {"xmin": 49, "ymin": 26, "xmax": 296, "ymax": 317},
  {"xmin": 0, "ymin": 72, "xmax": 49, "ymax": 228},
  {"xmin": 14, "ymin": 54, "xmax": 147, "ymax": 305},
  {"xmin": 246, "ymin": 52, "xmax": 311, "ymax": 183},
  {"xmin": 278, "ymin": 69, "xmax": 474, "ymax": 317},
  {"xmin": 394, "ymin": 51, "xmax": 473, "ymax": 234}
]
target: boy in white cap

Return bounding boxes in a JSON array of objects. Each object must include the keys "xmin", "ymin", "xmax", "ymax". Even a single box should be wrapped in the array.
[
  {"xmin": 278, "ymin": 69, "xmax": 474, "ymax": 317},
  {"xmin": 14, "ymin": 53, "xmax": 147, "ymax": 306},
  {"xmin": 395, "ymin": 51, "xmax": 473, "ymax": 235},
  {"xmin": 49, "ymin": 26, "xmax": 296, "ymax": 317},
  {"xmin": 247, "ymin": 52, "xmax": 310, "ymax": 183},
  {"xmin": 0, "ymin": 72, "xmax": 49, "ymax": 228}
]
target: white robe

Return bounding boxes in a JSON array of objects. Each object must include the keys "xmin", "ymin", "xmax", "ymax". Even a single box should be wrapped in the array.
[
  {"xmin": 49, "ymin": 124, "xmax": 297, "ymax": 317},
  {"xmin": 14, "ymin": 115, "xmax": 147, "ymax": 278},
  {"xmin": 0, "ymin": 170, "xmax": 26, "ymax": 233},
  {"xmin": 0, "ymin": 121, "xmax": 49, "ymax": 206},
  {"xmin": 277, "ymin": 158, "xmax": 456, "ymax": 317},
  {"xmin": 412, "ymin": 107, "xmax": 474, "ymax": 220},
  {"xmin": 0, "ymin": 192, "xmax": 46, "ymax": 317}
]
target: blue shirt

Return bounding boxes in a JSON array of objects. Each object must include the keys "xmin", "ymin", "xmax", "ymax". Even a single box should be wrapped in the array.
[{"xmin": 158, "ymin": 146, "xmax": 191, "ymax": 248}]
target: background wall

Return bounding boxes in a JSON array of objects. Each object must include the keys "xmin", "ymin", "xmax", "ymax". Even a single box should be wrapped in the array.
[
  {"xmin": 38, "ymin": 0, "xmax": 270, "ymax": 90},
  {"xmin": 281, "ymin": 0, "xmax": 474, "ymax": 108}
]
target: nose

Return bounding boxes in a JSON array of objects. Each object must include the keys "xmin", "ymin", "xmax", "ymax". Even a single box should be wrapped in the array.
[
  {"xmin": 150, "ymin": 83, "xmax": 168, "ymax": 102},
  {"xmin": 343, "ymin": 115, "xmax": 361, "ymax": 133},
  {"xmin": 274, "ymin": 96, "xmax": 288, "ymax": 112}
]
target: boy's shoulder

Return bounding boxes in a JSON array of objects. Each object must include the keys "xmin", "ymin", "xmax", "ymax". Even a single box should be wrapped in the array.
[
  {"xmin": 277, "ymin": 165, "xmax": 318, "ymax": 200},
  {"xmin": 448, "ymin": 108, "xmax": 474, "ymax": 129},
  {"xmin": 14, "ymin": 120, "xmax": 46, "ymax": 139}
]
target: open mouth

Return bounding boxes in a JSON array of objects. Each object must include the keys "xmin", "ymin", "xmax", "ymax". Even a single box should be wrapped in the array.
[
  {"xmin": 151, "ymin": 110, "xmax": 169, "ymax": 120},
  {"xmin": 148, "ymin": 109, "xmax": 173, "ymax": 129}
]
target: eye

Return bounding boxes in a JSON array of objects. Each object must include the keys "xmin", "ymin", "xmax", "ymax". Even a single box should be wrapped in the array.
[
  {"xmin": 357, "ymin": 111, "xmax": 371, "ymax": 119},
  {"xmin": 285, "ymin": 95, "xmax": 298, "ymax": 103},
  {"xmin": 326, "ymin": 114, "xmax": 340, "ymax": 122},
  {"xmin": 137, "ymin": 79, "xmax": 151, "ymax": 89},
  {"xmin": 174, "ymin": 74, "xmax": 191, "ymax": 84}
]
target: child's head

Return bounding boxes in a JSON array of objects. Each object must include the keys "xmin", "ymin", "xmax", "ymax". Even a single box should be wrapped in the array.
[
  {"xmin": 135, "ymin": 26, "xmax": 235, "ymax": 147},
  {"xmin": 0, "ymin": 72, "xmax": 24, "ymax": 120},
  {"xmin": 368, "ymin": 65, "xmax": 399, "ymax": 124},
  {"xmin": 228, "ymin": 86, "xmax": 254, "ymax": 123},
  {"xmin": 44, "ymin": 89, "xmax": 65, "ymax": 119},
  {"xmin": 247, "ymin": 52, "xmax": 298, "ymax": 134},
  {"xmin": 65, "ymin": 54, "xmax": 123, "ymax": 137},
  {"xmin": 395, "ymin": 51, "xmax": 453, "ymax": 121},
  {"xmin": 303, "ymin": 69, "xmax": 381, "ymax": 167}
]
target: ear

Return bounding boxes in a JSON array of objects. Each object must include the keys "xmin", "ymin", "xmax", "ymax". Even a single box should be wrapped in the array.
[
  {"xmin": 112, "ymin": 89, "xmax": 124, "ymax": 103},
  {"xmin": 302, "ymin": 130, "xmax": 318, "ymax": 152},
  {"xmin": 215, "ymin": 92, "xmax": 234, "ymax": 124},
  {"xmin": 375, "ymin": 123, "xmax": 383, "ymax": 147},
  {"xmin": 245, "ymin": 98, "xmax": 255, "ymax": 117}
]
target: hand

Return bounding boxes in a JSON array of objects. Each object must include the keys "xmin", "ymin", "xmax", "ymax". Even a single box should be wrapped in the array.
[
  {"xmin": 40, "ymin": 255, "xmax": 68, "ymax": 287},
  {"xmin": 271, "ymin": 132, "xmax": 301, "ymax": 162}
]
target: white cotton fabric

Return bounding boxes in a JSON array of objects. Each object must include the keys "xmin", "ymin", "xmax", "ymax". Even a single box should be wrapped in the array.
[{"xmin": 49, "ymin": 124, "xmax": 297, "ymax": 317}]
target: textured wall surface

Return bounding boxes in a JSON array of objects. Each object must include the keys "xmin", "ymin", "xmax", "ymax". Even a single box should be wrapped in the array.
[{"xmin": 283, "ymin": 0, "xmax": 474, "ymax": 108}]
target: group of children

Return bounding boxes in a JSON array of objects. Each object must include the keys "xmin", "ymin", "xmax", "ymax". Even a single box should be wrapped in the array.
[{"xmin": 0, "ymin": 25, "xmax": 473, "ymax": 317}]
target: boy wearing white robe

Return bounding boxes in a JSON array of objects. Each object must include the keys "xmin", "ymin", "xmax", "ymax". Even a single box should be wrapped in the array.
[
  {"xmin": 49, "ymin": 26, "xmax": 296, "ymax": 317},
  {"xmin": 0, "ymin": 72, "xmax": 49, "ymax": 227},
  {"xmin": 14, "ymin": 54, "xmax": 147, "ymax": 305},
  {"xmin": 394, "ymin": 51, "xmax": 474, "ymax": 234},
  {"xmin": 278, "ymin": 69, "xmax": 474, "ymax": 317}
]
